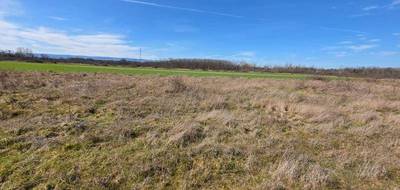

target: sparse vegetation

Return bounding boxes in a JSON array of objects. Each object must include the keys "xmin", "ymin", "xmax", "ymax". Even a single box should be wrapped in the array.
[{"xmin": 1, "ymin": 71, "xmax": 399, "ymax": 189}]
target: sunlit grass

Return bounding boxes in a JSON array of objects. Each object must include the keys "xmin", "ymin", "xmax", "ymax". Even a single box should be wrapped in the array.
[{"xmin": 0, "ymin": 61, "xmax": 327, "ymax": 79}]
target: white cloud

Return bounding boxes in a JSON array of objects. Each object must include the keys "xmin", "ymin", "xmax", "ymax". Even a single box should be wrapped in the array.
[
  {"xmin": 357, "ymin": 34, "xmax": 367, "ymax": 40},
  {"xmin": 333, "ymin": 51, "xmax": 349, "ymax": 57},
  {"xmin": 368, "ymin": 39, "xmax": 381, "ymax": 43},
  {"xmin": 363, "ymin": 6, "xmax": 379, "ymax": 11},
  {"xmin": 392, "ymin": 0, "xmax": 400, "ymax": 6},
  {"xmin": 0, "ymin": 19, "xmax": 142, "ymax": 58},
  {"xmin": 358, "ymin": 1, "xmax": 400, "ymax": 12},
  {"xmin": 236, "ymin": 51, "xmax": 256, "ymax": 57},
  {"xmin": 338, "ymin": 41, "xmax": 353, "ymax": 45},
  {"xmin": 49, "ymin": 16, "xmax": 68, "ymax": 21},
  {"xmin": 347, "ymin": 44, "xmax": 378, "ymax": 52},
  {"xmin": 324, "ymin": 35, "xmax": 381, "ymax": 56},
  {"xmin": 326, "ymin": 51, "xmax": 350, "ymax": 58},
  {"xmin": 0, "ymin": 0, "xmax": 146, "ymax": 59},
  {"xmin": 386, "ymin": 0, "xmax": 400, "ymax": 8},
  {"xmin": 350, "ymin": 13, "xmax": 371, "ymax": 18},
  {"xmin": 376, "ymin": 51, "xmax": 399, "ymax": 56},
  {"xmin": 320, "ymin": 27, "xmax": 365, "ymax": 34}
]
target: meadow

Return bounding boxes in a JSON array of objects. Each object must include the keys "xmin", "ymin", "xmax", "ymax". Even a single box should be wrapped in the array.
[
  {"xmin": 0, "ymin": 61, "xmax": 322, "ymax": 80},
  {"xmin": 1, "ymin": 71, "xmax": 399, "ymax": 189}
]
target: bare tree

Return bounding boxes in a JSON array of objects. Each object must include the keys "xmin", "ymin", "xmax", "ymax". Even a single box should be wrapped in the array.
[{"xmin": 16, "ymin": 47, "xmax": 34, "ymax": 57}]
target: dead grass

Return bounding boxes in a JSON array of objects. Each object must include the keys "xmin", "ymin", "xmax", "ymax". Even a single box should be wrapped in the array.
[{"xmin": 0, "ymin": 71, "xmax": 400, "ymax": 189}]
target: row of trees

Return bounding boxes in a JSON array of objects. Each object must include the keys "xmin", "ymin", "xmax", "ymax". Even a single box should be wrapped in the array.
[
  {"xmin": 0, "ymin": 48, "xmax": 257, "ymax": 72},
  {"xmin": 122, "ymin": 59, "xmax": 256, "ymax": 71},
  {"xmin": 261, "ymin": 65, "xmax": 400, "ymax": 79},
  {"xmin": 1, "ymin": 48, "xmax": 400, "ymax": 79},
  {"xmin": 1, "ymin": 48, "xmax": 34, "ymax": 58}
]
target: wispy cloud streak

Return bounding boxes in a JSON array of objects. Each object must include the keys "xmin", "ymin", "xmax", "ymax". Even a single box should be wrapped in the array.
[
  {"xmin": 320, "ymin": 27, "xmax": 365, "ymax": 34},
  {"xmin": 363, "ymin": 6, "xmax": 379, "ymax": 11},
  {"xmin": 49, "ymin": 16, "xmax": 68, "ymax": 21},
  {"xmin": 361, "ymin": 0, "xmax": 400, "ymax": 11},
  {"xmin": 392, "ymin": 0, "xmax": 400, "ymax": 6},
  {"xmin": 121, "ymin": 0, "xmax": 243, "ymax": 18}
]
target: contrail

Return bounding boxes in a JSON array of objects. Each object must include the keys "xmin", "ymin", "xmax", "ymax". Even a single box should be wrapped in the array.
[{"xmin": 121, "ymin": 0, "xmax": 243, "ymax": 18}]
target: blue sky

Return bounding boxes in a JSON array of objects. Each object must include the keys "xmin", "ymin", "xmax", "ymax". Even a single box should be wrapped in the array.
[{"xmin": 0, "ymin": 0, "xmax": 399, "ymax": 68}]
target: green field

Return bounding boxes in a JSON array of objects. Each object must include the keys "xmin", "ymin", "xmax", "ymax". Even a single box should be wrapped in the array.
[{"xmin": 0, "ymin": 61, "xmax": 324, "ymax": 79}]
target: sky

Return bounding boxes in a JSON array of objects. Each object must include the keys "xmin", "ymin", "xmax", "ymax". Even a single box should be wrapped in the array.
[{"xmin": 0, "ymin": 0, "xmax": 399, "ymax": 68}]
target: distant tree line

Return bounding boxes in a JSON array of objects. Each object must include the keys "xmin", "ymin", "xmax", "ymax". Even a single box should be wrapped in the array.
[
  {"xmin": 1, "ymin": 48, "xmax": 399, "ymax": 79},
  {"xmin": 0, "ymin": 49, "xmax": 256, "ymax": 72},
  {"xmin": 262, "ymin": 65, "xmax": 400, "ymax": 79}
]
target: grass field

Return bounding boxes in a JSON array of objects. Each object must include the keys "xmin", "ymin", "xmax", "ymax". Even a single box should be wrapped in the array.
[
  {"xmin": 1, "ymin": 71, "xmax": 399, "ymax": 189},
  {"xmin": 0, "ymin": 61, "xmax": 326, "ymax": 80}
]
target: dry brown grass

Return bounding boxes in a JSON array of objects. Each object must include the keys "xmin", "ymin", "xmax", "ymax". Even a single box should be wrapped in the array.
[{"xmin": 1, "ymin": 71, "xmax": 400, "ymax": 189}]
